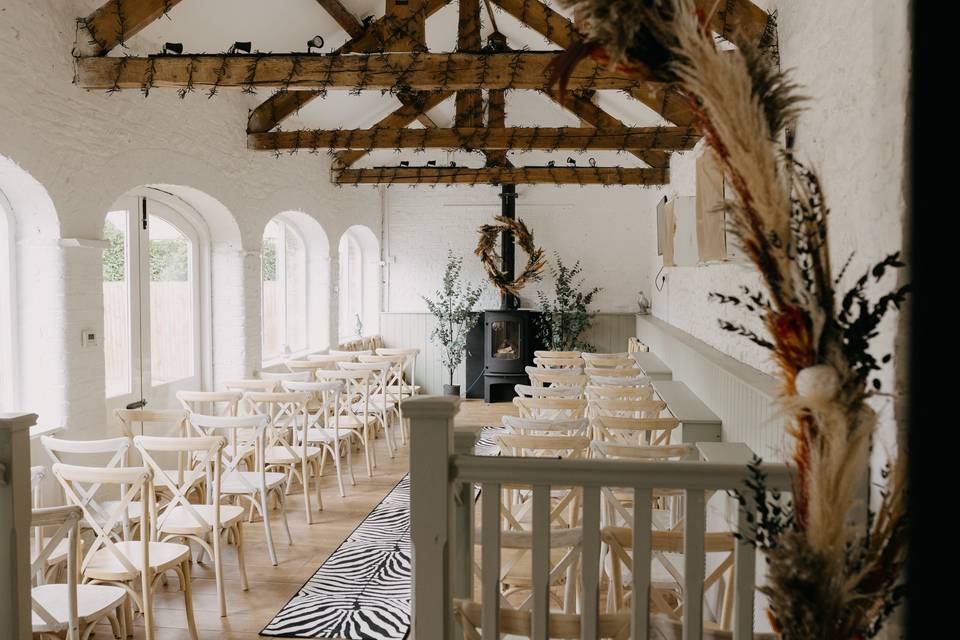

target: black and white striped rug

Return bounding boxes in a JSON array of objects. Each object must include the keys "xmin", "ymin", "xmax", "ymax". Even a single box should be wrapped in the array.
[{"xmin": 261, "ymin": 475, "xmax": 412, "ymax": 640}]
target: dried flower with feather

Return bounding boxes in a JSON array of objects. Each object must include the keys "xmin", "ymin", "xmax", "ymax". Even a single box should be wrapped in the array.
[{"xmin": 557, "ymin": 0, "xmax": 908, "ymax": 637}]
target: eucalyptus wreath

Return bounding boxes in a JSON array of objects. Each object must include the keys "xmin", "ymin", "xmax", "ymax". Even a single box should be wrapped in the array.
[{"xmin": 475, "ymin": 215, "xmax": 546, "ymax": 297}]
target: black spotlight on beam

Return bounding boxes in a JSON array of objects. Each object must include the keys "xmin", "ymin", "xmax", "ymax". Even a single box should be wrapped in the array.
[
  {"xmin": 589, "ymin": 157, "xmax": 597, "ymax": 167},
  {"xmin": 227, "ymin": 41, "xmax": 252, "ymax": 54},
  {"xmin": 399, "ymin": 161, "xmax": 410, "ymax": 167},
  {"xmin": 566, "ymin": 157, "xmax": 576, "ymax": 167},
  {"xmin": 307, "ymin": 35, "xmax": 325, "ymax": 53},
  {"xmin": 547, "ymin": 160, "xmax": 555, "ymax": 167},
  {"xmin": 449, "ymin": 161, "xmax": 457, "ymax": 168},
  {"xmin": 426, "ymin": 160, "xmax": 437, "ymax": 167},
  {"xmin": 162, "ymin": 42, "xmax": 183, "ymax": 55}
]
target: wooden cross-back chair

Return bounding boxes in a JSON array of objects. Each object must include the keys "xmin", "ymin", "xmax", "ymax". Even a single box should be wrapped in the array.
[
  {"xmin": 177, "ymin": 390, "xmax": 241, "ymax": 417},
  {"xmin": 514, "ymin": 383, "xmax": 584, "ymax": 399},
  {"xmin": 534, "ymin": 356, "xmax": 586, "ymax": 369},
  {"xmin": 586, "ymin": 366, "xmax": 646, "ymax": 379},
  {"xmin": 493, "ymin": 433, "xmax": 591, "ymax": 533},
  {"xmin": 115, "ymin": 408, "xmax": 203, "ymax": 503},
  {"xmin": 188, "ymin": 413, "xmax": 290, "ymax": 566},
  {"xmin": 525, "ymin": 366, "xmax": 587, "ymax": 389},
  {"xmin": 581, "ymin": 352, "xmax": 629, "ymax": 361},
  {"xmin": 534, "ymin": 350, "xmax": 582, "ymax": 359},
  {"xmin": 135, "ymin": 434, "xmax": 248, "ymax": 618},
  {"xmin": 224, "ymin": 379, "xmax": 277, "ymax": 395},
  {"xmin": 513, "ymin": 397, "xmax": 589, "ymax": 421},
  {"xmin": 588, "ymin": 373, "xmax": 654, "ymax": 388},
  {"xmin": 376, "ymin": 347, "xmax": 422, "ymax": 398},
  {"xmin": 41, "ymin": 436, "xmax": 143, "ymax": 539},
  {"xmin": 282, "ymin": 379, "xmax": 356, "ymax": 498},
  {"xmin": 50, "ymin": 462, "xmax": 199, "ymax": 640},
  {"xmin": 454, "ymin": 599, "xmax": 631, "ymax": 640},
  {"xmin": 282, "ymin": 359, "xmax": 323, "ymax": 378},
  {"xmin": 339, "ymin": 361, "xmax": 398, "ymax": 460},
  {"xmin": 581, "ymin": 356, "xmax": 636, "ymax": 369},
  {"xmin": 305, "ymin": 354, "xmax": 346, "ymax": 371},
  {"xmin": 261, "ymin": 369, "xmax": 312, "ymax": 383},
  {"xmin": 585, "ymin": 384, "xmax": 655, "ymax": 401},
  {"xmin": 315, "ymin": 368, "xmax": 379, "ymax": 477},
  {"xmin": 358, "ymin": 353, "xmax": 409, "ymax": 444},
  {"xmin": 590, "ymin": 399, "xmax": 669, "ymax": 434},
  {"xmin": 593, "ymin": 415, "xmax": 680, "ymax": 447},
  {"xmin": 243, "ymin": 391, "xmax": 324, "ymax": 524},
  {"xmin": 501, "ymin": 416, "xmax": 591, "ymax": 437},
  {"xmin": 30, "ymin": 504, "xmax": 128, "ymax": 640},
  {"xmin": 602, "ymin": 527, "xmax": 737, "ymax": 632}
]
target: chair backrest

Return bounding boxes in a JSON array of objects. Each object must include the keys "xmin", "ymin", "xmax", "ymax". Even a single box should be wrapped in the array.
[
  {"xmin": 284, "ymin": 360, "xmax": 323, "ymax": 377},
  {"xmin": 585, "ymin": 366, "xmax": 645, "ymax": 379},
  {"xmin": 525, "ymin": 367, "xmax": 586, "ymax": 389},
  {"xmin": 243, "ymin": 391, "xmax": 311, "ymax": 457},
  {"xmin": 513, "ymin": 383, "xmax": 583, "ymax": 399},
  {"xmin": 31, "ymin": 505, "xmax": 81, "ymax": 636},
  {"xmin": 316, "ymin": 368, "xmax": 375, "ymax": 424},
  {"xmin": 376, "ymin": 347, "xmax": 420, "ymax": 388},
  {"xmin": 588, "ymin": 374, "xmax": 652, "ymax": 387},
  {"xmin": 454, "ymin": 598, "xmax": 629, "ymax": 640},
  {"xmin": 513, "ymin": 396, "xmax": 588, "ymax": 420},
  {"xmin": 52, "ymin": 463, "xmax": 152, "ymax": 577},
  {"xmin": 224, "ymin": 379, "xmax": 277, "ymax": 393},
  {"xmin": 501, "ymin": 415, "xmax": 590, "ymax": 437},
  {"xmin": 533, "ymin": 350, "xmax": 581, "ymax": 359},
  {"xmin": 189, "ymin": 413, "xmax": 271, "ymax": 495},
  {"xmin": 177, "ymin": 390, "xmax": 242, "ymax": 416},
  {"xmin": 114, "ymin": 408, "xmax": 190, "ymax": 439},
  {"xmin": 282, "ymin": 380, "xmax": 345, "ymax": 434},
  {"xmin": 581, "ymin": 352, "xmax": 629, "ymax": 361},
  {"xmin": 494, "ymin": 433, "xmax": 592, "ymax": 460},
  {"xmin": 328, "ymin": 349, "xmax": 370, "ymax": 360},
  {"xmin": 134, "ymin": 435, "xmax": 225, "ymax": 535},
  {"xmin": 41, "ymin": 435, "xmax": 129, "ymax": 469},
  {"xmin": 593, "ymin": 415, "xmax": 680, "ymax": 446},
  {"xmin": 305, "ymin": 354, "xmax": 344, "ymax": 369},
  {"xmin": 592, "ymin": 398, "xmax": 668, "ymax": 419},
  {"xmin": 581, "ymin": 356, "xmax": 636, "ymax": 369},
  {"xmin": 591, "ymin": 441, "xmax": 694, "ymax": 461},
  {"xmin": 533, "ymin": 356, "xmax": 585, "ymax": 369},
  {"xmin": 585, "ymin": 384, "xmax": 655, "ymax": 401},
  {"xmin": 261, "ymin": 370, "xmax": 313, "ymax": 382}
]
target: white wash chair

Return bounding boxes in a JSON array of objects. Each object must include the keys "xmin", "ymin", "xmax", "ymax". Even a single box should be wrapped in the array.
[
  {"xmin": 284, "ymin": 359, "xmax": 327, "ymax": 379},
  {"xmin": 244, "ymin": 391, "xmax": 324, "ymax": 524},
  {"xmin": 282, "ymin": 380, "xmax": 357, "ymax": 497},
  {"xmin": 586, "ymin": 366, "xmax": 646, "ymax": 380},
  {"xmin": 135, "ymin": 434, "xmax": 247, "ymax": 618},
  {"xmin": 602, "ymin": 526, "xmax": 738, "ymax": 632},
  {"xmin": 358, "ymin": 353, "xmax": 408, "ymax": 443},
  {"xmin": 115, "ymin": 408, "xmax": 204, "ymax": 503},
  {"xmin": 453, "ymin": 599, "xmax": 630, "ymax": 640},
  {"xmin": 31, "ymin": 505, "xmax": 127, "ymax": 640},
  {"xmin": 585, "ymin": 383, "xmax": 656, "ymax": 401},
  {"xmin": 533, "ymin": 350, "xmax": 582, "ymax": 359},
  {"xmin": 315, "ymin": 368, "xmax": 379, "ymax": 477},
  {"xmin": 339, "ymin": 361, "xmax": 398, "ymax": 459},
  {"xmin": 533, "ymin": 356, "xmax": 585, "ymax": 369},
  {"xmin": 581, "ymin": 356, "xmax": 636, "ymax": 369},
  {"xmin": 513, "ymin": 397, "xmax": 589, "ymax": 421},
  {"xmin": 588, "ymin": 373, "xmax": 654, "ymax": 388},
  {"xmin": 177, "ymin": 390, "xmax": 242, "ymax": 417},
  {"xmin": 224, "ymin": 379, "xmax": 278, "ymax": 395},
  {"xmin": 581, "ymin": 352, "xmax": 630, "ymax": 362},
  {"xmin": 51, "ymin": 462, "xmax": 199, "ymax": 640},
  {"xmin": 189, "ymin": 413, "xmax": 290, "ymax": 566},
  {"xmin": 593, "ymin": 414, "xmax": 680, "ymax": 448},
  {"xmin": 514, "ymin": 383, "xmax": 584, "ymax": 399},
  {"xmin": 261, "ymin": 370, "xmax": 312, "ymax": 383},
  {"xmin": 31, "ymin": 465, "xmax": 71, "ymax": 585},
  {"xmin": 501, "ymin": 415, "xmax": 591, "ymax": 438},
  {"xmin": 376, "ymin": 347, "xmax": 422, "ymax": 397},
  {"xmin": 525, "ymin": 366, "xmax": 587, "ymax": 390}
]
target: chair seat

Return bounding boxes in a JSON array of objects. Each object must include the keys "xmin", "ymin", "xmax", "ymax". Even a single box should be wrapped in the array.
[
  {"xmin": 83, "ymin": 540, "xmax": 191, "ymax": 581},
  {"xmin": 221, "ymin": 470, "xmax": 286, "ymax": 494},
  {"xmin": 305, "ymin": 428, "xmax": 354, "ymax": 444},
  {"xmin": 338, "ymin": 413, "xmax": 378, "ymax": 427},
  {"xmin": 265, "ymin": 445, "xmax": 323, "ymax": 464},
  {"xmin": 159, "ymin": 504, "xmax": 246, "ymax": 535},
  {"xmin": 32, "ymin": 583, "xmax": 127, "ymax": 631}
]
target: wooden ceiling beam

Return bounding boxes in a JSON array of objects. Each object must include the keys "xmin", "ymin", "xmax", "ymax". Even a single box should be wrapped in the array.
[
  {"xmin": 246, "ymin": 0, "xmax": 452, "ymax": 133},
  {"xmin": 249, "ymin": 126, "xmax": 699, "ymax": 152},
  {"xmin": 81, "ymin": 0, "xmax": 186, "ymax": 55},
  {"xmin": 334, "ymin": 91, "xmax": 454, "ymax": 168},
  {"xmin": 488, "ymin": 0, "xmax": 698, "ymax": 127},
  {"xmin": 335, "ymin": 166, "xmax": 669, "ymax": 185},
  {"xmin": 313, "ymin": 0, "xmax": 365, "ymax": 40},
  {"xmin": 455, "ymin": 0, "xmax": 484, "ymax": 128},
  {"xmin": 76, "ymin": 52, "xmax": 658, "ymax": 92}
]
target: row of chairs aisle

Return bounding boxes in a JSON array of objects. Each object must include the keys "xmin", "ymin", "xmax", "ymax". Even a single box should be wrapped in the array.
[
  {"xmin": 458, "ymin": 350, "xmax": 744, "ymax": 639},
  {"xmin": 28, "ymin": 346, "xmax": 421, "ymax": 640}
]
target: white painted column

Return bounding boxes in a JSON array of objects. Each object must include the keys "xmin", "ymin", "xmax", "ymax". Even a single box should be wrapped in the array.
[
  {"xmin": 328, "ymin": 251, "xmax": 341, "ymax": 348},
  {"xmin": 406, "ymin": 395, "xmax": 461, "ymax": 640},
  {"xmin": 0, "ymin": 412, "xmax": 37, "ymax": 640}
]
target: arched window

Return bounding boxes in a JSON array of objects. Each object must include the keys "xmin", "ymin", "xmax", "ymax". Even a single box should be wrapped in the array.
[
  {"xmin": 261, "ymin": 216, "xmax": 313, "ymax": 361},
  {"xmin": 0, "ymin": 191, "xmax": 15, "ymax": 410},
  {"xmin": 338, "ymin": 225, "xmax": 380, "ymax": 341}
]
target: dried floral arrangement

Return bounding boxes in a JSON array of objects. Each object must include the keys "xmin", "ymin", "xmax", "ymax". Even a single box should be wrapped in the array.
[
  {"xmin": 475, "ymin": 216, "xmax": 546, "ymax": 297},
  {"xmin": 556, "ymin": 0, "xmax": 909, "ymax": 637}
]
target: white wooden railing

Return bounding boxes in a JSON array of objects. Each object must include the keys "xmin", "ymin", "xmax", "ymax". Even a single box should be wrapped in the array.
[
  {"xmin": 1, "ymin": 412, "xmax": 37, "ymax": 640},
  {"xmin": 405, "ymin": 396, "xmax": 792, "ymax": 640}
]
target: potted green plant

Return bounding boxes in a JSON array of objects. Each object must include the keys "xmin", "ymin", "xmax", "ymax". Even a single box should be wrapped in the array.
[
  {"xmin": 423, "ymin": 251, "xmax": 484, "ymax": 396},
  {"xmin": 535, "ymin": 254, "xmax": 601, "ymax": 352}
]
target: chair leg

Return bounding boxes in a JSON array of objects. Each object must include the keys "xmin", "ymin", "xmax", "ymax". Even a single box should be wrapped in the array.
[
  {"xmin": 213, "ymin": 526, "xmax": 226, "ymax": 617},
  {"xmin": 346, "ymin": 437, "xmax": 356, "ymax": 486},
  {"xmin": 278, "ymin": 489, "xmax": 293, "ymax": 545},
  {"xmin": 302, "ymin": 460, "xmax": 314, "ymax": 524},
  {"xmin": 362, "ymin": 429, "xmax": 373, "ymax": 478},
  {"xmin": 333, "ymin": 441, "xmax": 346, "ymax": 497},
  {"xmin": 141, "ymin": 565, "xmax": 155, "ymax": 640},
  {"xmin": 236, "ymin": 523, "xmax": 249, "ymax": 592},
  {"xmin": 260, "ymin": 489, "xmax": 279, "ymax": 566},
  {"xmin": 181, "ymin": 561, "xmax": 199, "ymax": 640},
  {"xmin": 313, "ymin": 459, "xmax": 324, "ymax": 511}
]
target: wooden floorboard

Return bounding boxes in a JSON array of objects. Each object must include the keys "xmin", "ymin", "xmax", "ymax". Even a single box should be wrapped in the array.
[{"xmin": 102, "ymin": 400, "xmax": 514, "ymax": 638}]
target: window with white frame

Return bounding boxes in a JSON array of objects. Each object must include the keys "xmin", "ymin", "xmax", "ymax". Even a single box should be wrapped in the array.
[
  {"xmin": 262, "ymin": 218, "xmax": 308, "ymax": 360},
  {"xmin": 339, "ymin": 234, "xmax": 364, "ymax": 339},
  {"xmin": 0, "ymin": 192, "xmax": 15, "ymax": 411}
]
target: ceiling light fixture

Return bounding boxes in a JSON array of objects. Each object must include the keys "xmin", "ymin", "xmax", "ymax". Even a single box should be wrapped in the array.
[
  {"xmin": 307, "ymin": 35, "xmax": 325, "ymax": 53},
  {"xmin": 162, "ymin": 42, "xmax": 183, "ymax": 55},
  {"xmin": 227, "ymin": 41, "xmax": 252, "ymax": 54}
]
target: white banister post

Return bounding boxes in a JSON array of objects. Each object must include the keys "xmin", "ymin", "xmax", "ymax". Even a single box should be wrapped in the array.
[
  {"xmin": 405, "ymin": 395, "xmax": 461, "ymax": 640},
  {"xmin": 0, "ymin": 412, "xmax": 37, "ymax": 640}
]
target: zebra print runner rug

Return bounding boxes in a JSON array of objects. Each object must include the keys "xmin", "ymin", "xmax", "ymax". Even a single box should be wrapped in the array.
[{"xmin": 261, "ymin": 475, "xmax": 412, "ymax": 640}]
